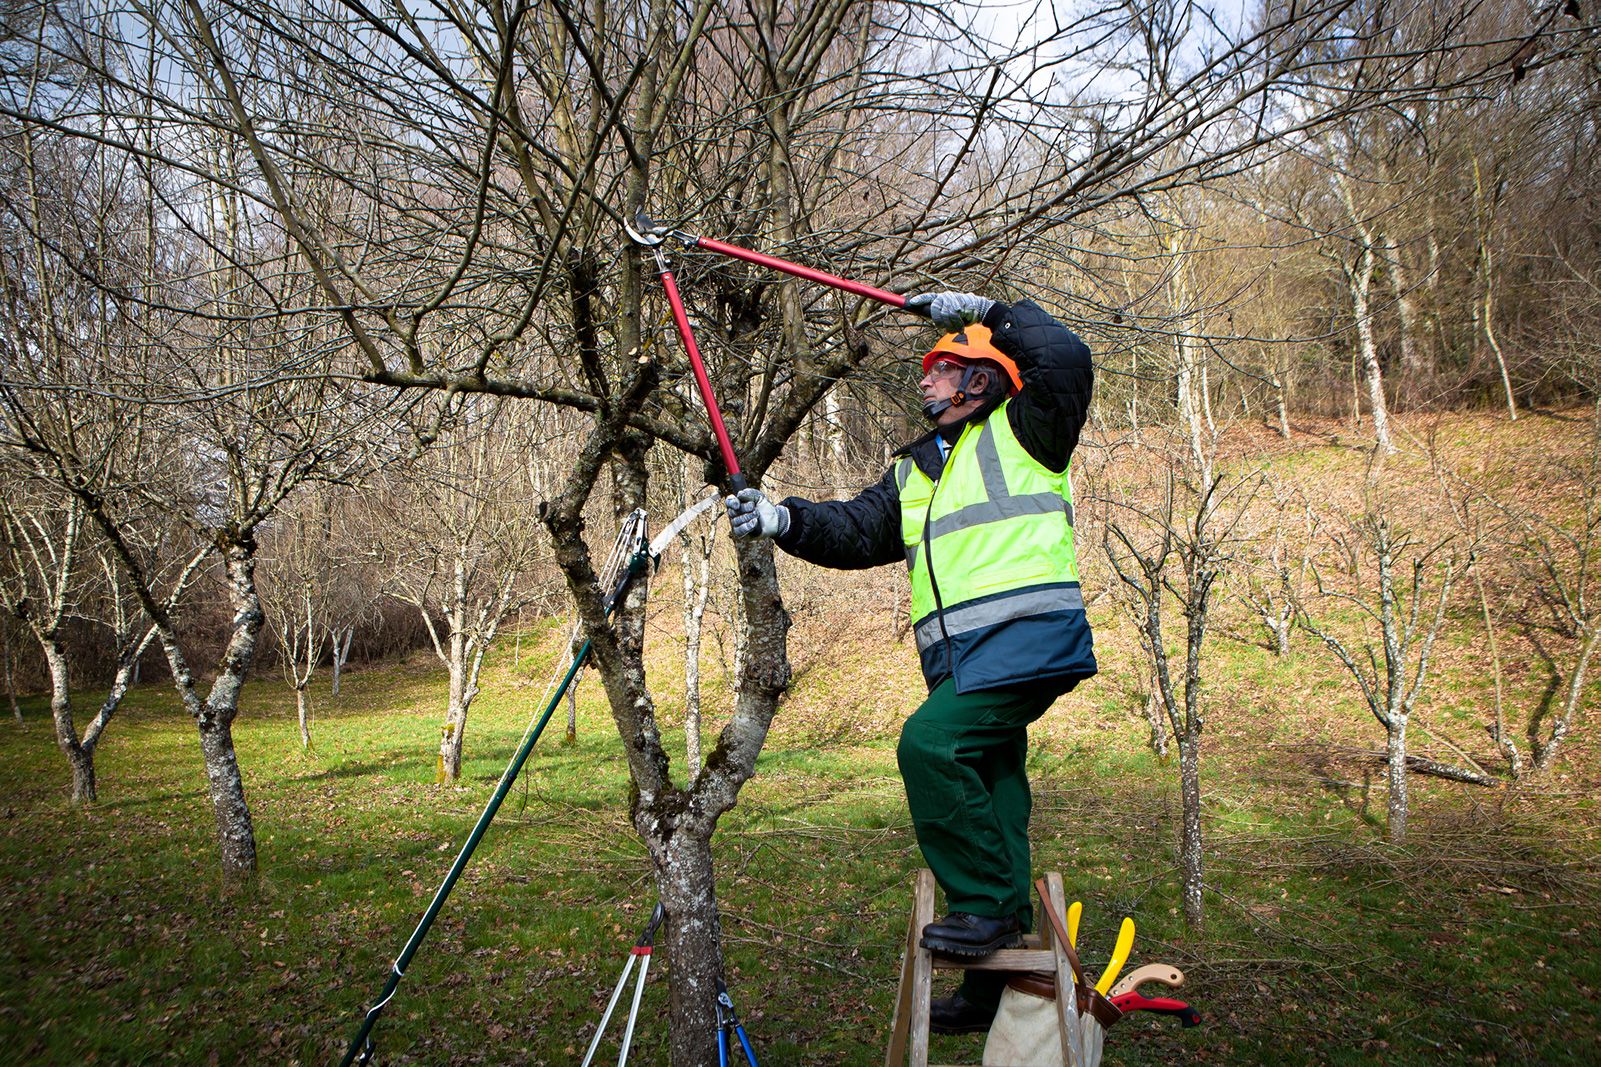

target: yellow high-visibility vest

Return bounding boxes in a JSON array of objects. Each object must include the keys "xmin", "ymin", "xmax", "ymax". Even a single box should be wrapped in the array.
[{"xmin": 895, "ymin": 402, "xmax": 1096, "ymax": 692}]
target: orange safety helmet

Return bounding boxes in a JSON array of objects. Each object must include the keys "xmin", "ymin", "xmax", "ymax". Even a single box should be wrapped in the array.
[{"xmin": 922, "ymin": 325, "xmax": 1023, "ymax": 393}]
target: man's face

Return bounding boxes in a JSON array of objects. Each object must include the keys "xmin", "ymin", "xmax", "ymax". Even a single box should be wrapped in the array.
[{"xmin": 921, "ymin": 357, "xmax": 984, "ymax": 425}]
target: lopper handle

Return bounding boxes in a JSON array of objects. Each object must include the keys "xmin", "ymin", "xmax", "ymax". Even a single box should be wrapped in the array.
[
  {"xmin": 692, "ymin": 236, "xmax": 924, "ymax": 315},
  {"xmin": 656, "ymin": 266, "xmax": 746, "ymax": 489}
]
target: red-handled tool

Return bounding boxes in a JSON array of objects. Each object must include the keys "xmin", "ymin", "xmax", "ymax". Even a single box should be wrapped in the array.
[
  {"xmin": 625, "ymin": 209, "xmax": 932, "ymax": 491},
  {"xmin": 625, "ymin": 210, "xmax": 926, "ymax": 315},
  {"xmin": 581, "ymin": 902, "xmax": 668, "ymax": 1066},
  {"xmin": 1109, "ymin": 990, "xmax": 1202, "ymax": 1028},
  {"xmin": 625, "ymin": 214, "xmax": 748, "ymax": 491}
]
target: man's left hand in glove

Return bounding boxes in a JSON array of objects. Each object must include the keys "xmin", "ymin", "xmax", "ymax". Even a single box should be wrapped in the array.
[{"xmin": 725, "ymin": 487, "xmax": 791, "ymax": 539}]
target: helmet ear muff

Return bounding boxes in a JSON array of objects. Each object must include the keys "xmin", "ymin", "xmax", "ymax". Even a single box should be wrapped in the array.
[{"xmin": 950, "ymin": 365, "xmax": 998, "ymax": 408}]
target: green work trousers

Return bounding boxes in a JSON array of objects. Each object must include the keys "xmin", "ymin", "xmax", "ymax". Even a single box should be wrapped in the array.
[
  {"xmin": 896, "ymin": 677, "xmax": 1061, "ymax": 927},
  {"xmin": 897, "ymin": 678, "xmax": 1063, "ymax": 1011}
]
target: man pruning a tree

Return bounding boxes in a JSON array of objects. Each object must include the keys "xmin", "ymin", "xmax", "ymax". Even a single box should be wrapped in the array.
[{"xmin": 726, "ymin": 290, "xmax": 1097, "ymax": 1033}]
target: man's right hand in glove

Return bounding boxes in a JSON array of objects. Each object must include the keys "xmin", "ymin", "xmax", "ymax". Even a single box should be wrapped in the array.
[
  {"xmin": 904, "ymin": 291, "xmax": 996, "ymax": 331},
  {"xmin": 725, "ymin": 487, "xmax": 791, "ymax": 539}
]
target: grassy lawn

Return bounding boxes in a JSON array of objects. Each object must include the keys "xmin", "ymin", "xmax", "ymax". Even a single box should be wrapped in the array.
[
  {"xmin": 4, "ymin": 638, "xmax": 1598, "ymax": 1065},
  {"xmin": 3, "ymin": 413, "xmax": 1600, "ymax": 1065}
]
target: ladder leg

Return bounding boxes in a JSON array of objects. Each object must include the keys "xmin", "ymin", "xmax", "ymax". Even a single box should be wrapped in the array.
[
  {"xmin": 885, "ymin": 869, "xmax": 939, "ymax": 1067},
  {"xmin": 884, "ymin": 909, "xmax": 918, "ymax": 1066},
  {"xmin": 1043, "ymin": 873, "xmax": 1082, "ymax": 1067},
  {"xmin": 908, "ymin": 869, "xmax": 936, "ymax": 1067}
]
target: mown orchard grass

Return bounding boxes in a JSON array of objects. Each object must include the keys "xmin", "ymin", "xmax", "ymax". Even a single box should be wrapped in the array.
[
  {"xmin": 5, "ymin": 412, "xmax": 1601, "ymax": 1064},
  {"xmin": 4, "ymin": 636, "xmax": 1599, "ymax": 1065}
]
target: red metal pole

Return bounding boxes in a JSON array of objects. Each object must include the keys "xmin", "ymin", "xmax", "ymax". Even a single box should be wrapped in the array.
[
  {"xmin": 692, "ymin": 236, "xmax": 908, "ymax": 310},
  {"xmin": 654, "ymin": 261, "xmax": 747, "ymax": 492}
]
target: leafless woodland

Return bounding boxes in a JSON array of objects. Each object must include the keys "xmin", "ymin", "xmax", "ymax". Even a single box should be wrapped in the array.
[{"xmin": 2, "ymin": 0, "xmax": 1599, "ymax": 1061}]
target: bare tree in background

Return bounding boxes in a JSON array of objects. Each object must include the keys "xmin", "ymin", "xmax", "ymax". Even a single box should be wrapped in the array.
[
  {"xmin": 1101, "ymin": 429, "xmax": 1254, "ymax": 929},
  {"xmin": 0, "ymin": 79, "xmax": 396, "ymax": 883},
  {"xmin": 261, "ymin": 501, "xmax": 335, "ymax": 751},
  {"xmin": 1236, "ymin": 481, "xmax": 1316, "ymax": 657},
  {"xmin": 0, "ymin": 485, "xmax": 95, "ymax": 800},
  {"xmin": 0, "ymin": 448, "xmax": 207, "ymax": 804},
  {"xmin": 1512, "ymin": 401, "xmax": 1601, "ymax": 774},
  {"xmin": 382, "ymin": 399, "xmax": 548, "ymax": 783},
  {"xmin": 1296, "ymin": 495, "xmax": 1489, "ymax": 843}
]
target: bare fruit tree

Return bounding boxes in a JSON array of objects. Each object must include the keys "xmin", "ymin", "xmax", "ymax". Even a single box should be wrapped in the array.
[
  {"xmin": 1101, "ymin": 429, "xmax": 1255, "ymax": 929},
  {"xmin": 261, "ymin": 501, "xmax": 335, "ymax": 751},
  {"xmin": 1296, "ymin": 495, "xmax": 1490, "ymax": 843},
  {"xmin": 0, "ymin": 485, "xmax": 95, "ymax": 800},
  {"xmin": 1511, "ymin": 401, "xmax": 1601, "ymax": 774},
  {"xmin": 1236, "ymin": 481, "xmax": 1317, "ymax": 658},
  {"xmin": 381, "ymin": 398, "xmax": 550, "ymax": 783}
]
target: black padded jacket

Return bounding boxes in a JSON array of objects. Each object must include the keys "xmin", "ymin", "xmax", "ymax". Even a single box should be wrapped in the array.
[{"xmin": 774, "ymin": 298, "xmax": 1093, "ymax": 569}]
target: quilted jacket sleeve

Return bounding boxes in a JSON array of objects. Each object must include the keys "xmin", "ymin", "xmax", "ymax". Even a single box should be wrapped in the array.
[
  {"xmin": 982, "ymin": 299, "xmax": 1093, "ymax": 472},
  {"xmin": 774, "ymin": 465, "xmax": 904, "ymax": 570}
]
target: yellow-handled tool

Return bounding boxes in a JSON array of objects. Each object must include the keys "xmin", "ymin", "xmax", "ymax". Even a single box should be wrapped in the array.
[
  {"xmin": 1094, "ymin": 917, "xmax": 1136, "ymax": 994},
  {"xmin": 1067, "ymin": 901, "xmax": 1082, "ymax": 947}
]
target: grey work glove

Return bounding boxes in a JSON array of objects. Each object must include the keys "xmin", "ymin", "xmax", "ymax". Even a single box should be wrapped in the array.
[
  {"xmin": 905, "ymin": 291, "xmax": 996, "ymax": 331},
  {"xmin": 725, "ymin": 487, "xmax": 791, "ymax": 539}
]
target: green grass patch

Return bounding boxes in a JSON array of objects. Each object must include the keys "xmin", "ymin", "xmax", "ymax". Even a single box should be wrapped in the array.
[
  {"xmin": 4, "ymin": 642, "xmax": 1599, "ymax": 1066},
  {"xmin": 5, "ymin": 412, "xmax": 1601, "ymax": 1064}
]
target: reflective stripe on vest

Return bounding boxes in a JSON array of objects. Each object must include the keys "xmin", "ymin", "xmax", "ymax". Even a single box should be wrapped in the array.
[{"xmin": 913, "ymin": 582, "xmax": 1086, "ymax": 654}]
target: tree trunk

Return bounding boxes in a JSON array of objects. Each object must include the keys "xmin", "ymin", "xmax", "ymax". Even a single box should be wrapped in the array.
[
  {"xmin": 330, "ymin": 627, "xmax": 353, "ymax": 697},
  {"xmin": 1348, "ymin": 246, "xmax": 1395, "ymax": 455},
  {"xmin": 647, "ymin": 825, "xmax": 725, "ymax": 1067},
  {"xmin": 199, "ymin": 714, "xmax": 257, "ymax": 878},
  {"xmin": 3, "ymin": 620, "xmax": 20, "ymax": 725},
  {"xmin": 564, "ymin": 681, "xmax": 578, "ymax": 745},
  {"xmin": 1177, "ymin": 733, "xmax": 1203, "ymax": 930},
  {"xmin": 192, "ymin": 534, "xmax": 263, "ymax": 884},
  {"xmin": 439, "ymin": 648, "xmax": 468, "ymax": 782},
  {"xmin": 42, "ymin": 639, "xmax": 97, "ymax": 804},
  {"xmin": 1385, "ymin": 714, "xmax": 1409, "ymax": 843},
  {"xmin": 683, "ymin": 554, "xmax": 704, "ymax": 777},
  {"xmin": 74, "ymin": 639, "xmax": 151, "ymax": 768},
  {"xmin": 1270, "ymin": 361, "xmax": 1290, "ymax": 439},
  {"xmin": 296, "ymin": 686, "xmax": 311, "ymax": 749},
  {"xmin": 1481, "ymin": 269, "xmax": 1517, "ymax": 423},
  {"xmin": 1383, "ymin": 234, "xmax": 1425, "ymax": 404},
  {"xmin": 1143, "ymin": 688, "xmax": 1168, "ymax": 760},
  {"xmin": 1471, "ymin": 568, "xmax": 1520, "ymax": 778},
  {"xmin": 680, "ymin": 528, "xmax": 716, "ymax": 779},
  {"xmin": 1535, "ymin": 626, "xmax": 1600, "ymax": 773},
  {"xmin": 822, "ymin": 388, "xmax": 846, "ymax": 489},
  {"xmin": 1473, "ymin": 157, "xmax": 1517, "ymax": 421},
  {"xmin": 1127, "ymin": 344, "xmax": 1140, "ymax": 432},
  {"xmin": 1167, "ymin": 227, "xmax": 1210, "ymax": 481}
]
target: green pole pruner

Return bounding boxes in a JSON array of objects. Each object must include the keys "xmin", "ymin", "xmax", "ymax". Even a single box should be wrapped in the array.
[{"xmin": 339, "ymin": 497, "xmax": 720, "ymax": 1066}]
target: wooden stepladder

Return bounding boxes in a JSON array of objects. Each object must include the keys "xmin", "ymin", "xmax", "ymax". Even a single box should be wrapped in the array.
[{"xmin": 885, "ymin": 870, "xmax": 1084, "ymax": 1067}]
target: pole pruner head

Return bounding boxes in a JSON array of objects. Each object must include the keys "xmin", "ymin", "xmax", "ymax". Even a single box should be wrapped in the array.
[
  {"xmin": 624, "ymin": 209, "xmax": 672, "ymax": 247},
  {"xmin": 625, "ymin": 209, "xmax": 694, "ymax": 249}
]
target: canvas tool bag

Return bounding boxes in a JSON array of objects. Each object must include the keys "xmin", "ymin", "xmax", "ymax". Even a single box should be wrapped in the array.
[{"xmin": 981, "ymin": 886, "xmax": 1121, "ymax": 1066}]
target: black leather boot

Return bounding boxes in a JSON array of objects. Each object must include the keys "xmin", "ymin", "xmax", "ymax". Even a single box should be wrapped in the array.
[
  {"xmin": 919, "ymin": 912, "xmax": 1023, "ymax": 957},
  {"xmin": 929, "ymin": 991, "xmax": 999, "ymax": 1035}
]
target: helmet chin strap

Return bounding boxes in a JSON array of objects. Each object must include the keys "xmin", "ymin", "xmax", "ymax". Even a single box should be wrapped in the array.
[{"xmin": 922, "ymin": 364, "xmax": 978, "ymax": 421}]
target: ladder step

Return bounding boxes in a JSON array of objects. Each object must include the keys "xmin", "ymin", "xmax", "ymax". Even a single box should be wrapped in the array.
[{"xmin": 930, "ymin": 948, "xmax": 1058, "ymax": 972}]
